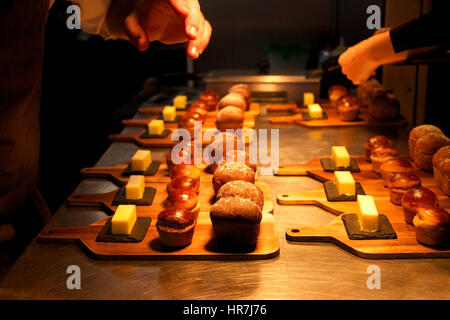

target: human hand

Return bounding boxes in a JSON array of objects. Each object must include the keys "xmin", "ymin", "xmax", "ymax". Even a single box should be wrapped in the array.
[{"xmin": 107, "ymin": 0, "xmax": 212, "ymax": 59}]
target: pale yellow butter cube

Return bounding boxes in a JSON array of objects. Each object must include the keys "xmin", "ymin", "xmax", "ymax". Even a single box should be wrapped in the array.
[
  {"xmin": 303, "ymin": 92, "xmax": 315, "ymax": 106},
  {"xmin": 148, "ymin": 119, "xmax": 164, "ymax": 136},
  {"xmin": 173, "ymin": 95, "xmax": 187, "ymax": 109},
  {"xmin": 332, "ymin": 146, "xmax": 350, "ymax": 168},
  {"xmin": 131, "ymin": 150, "xmax": 151, "ymax": 172},
  {"xmin": 307, "ymin": 103, "xmax": 323, "ymax": 119},
  {"xmin": 126, "ymin": 175, "xmax": 145, "ymax": 200},
  {"xmin": 163, "ymin": 106, "xmax": 176, "ymax": 122},
  {"xmin": 357, "ymin": 195, "xmax": 379, "ymax": 232},
  {"xmin": 334, "ymin": 171, "xmax": 355, "ymax": 195},
  {"xmin": 111, "ymin": 205, "xmax": 137, "ymax": 235}
]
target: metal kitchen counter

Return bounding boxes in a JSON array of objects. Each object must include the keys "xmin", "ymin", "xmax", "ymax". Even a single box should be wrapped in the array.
[{"xmin": 0, "ymin": 105, "xmax": 449, "ymax": 300}]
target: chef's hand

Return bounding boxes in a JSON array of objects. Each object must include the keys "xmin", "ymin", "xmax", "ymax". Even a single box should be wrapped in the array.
[{"xmin": 107, "ymin": 0, "xmax": 212, "ymax": 59}]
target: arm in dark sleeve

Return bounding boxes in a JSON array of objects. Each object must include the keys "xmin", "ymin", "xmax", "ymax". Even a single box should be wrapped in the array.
[{"xmin": 390, "ymin": 2, "xmax": 450, "ymax": 53}]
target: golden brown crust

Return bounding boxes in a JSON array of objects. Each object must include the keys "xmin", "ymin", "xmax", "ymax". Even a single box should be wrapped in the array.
[
  {"xmin": 401, "ymin": 187, "xmax": 438, "ymax": 225},
  {"xmin": 408, "ymin": 125, "xmax": 444, "ymax": 158},
  {"xmin": 368, "ymin": 89, "xmax": 400, "ymax": 121},
  {"xmin": 157, "ymin": 207, "xmax": 195, "ymax": 229},
  {"xmin": 208, "ymin": 150, "xmax": 257, "ymax": 174},
  {"xmin": 370, "ymin": 147, "xmax": 399, "ymax": 174},
  {"xmin": 167, "ymin": 189, "xmax": 199, "ymax": 210},
  {"xmin": 364, "ymin": 135, "xmax": 393, "ymax": 161},
  {"xmin": 169, "ymin": 164, "xmax": 202, "ymax": 181},
  {"xmin": 328, "ymin": 85, "xmax": 349, "ymax": 106},
  {"xmin": 336, "ymin": 95, "xmax": 360, "ymax": 121},
  {"xmin": 216, "ymin": 106, "xmax": 244, "ymax": 132},
  {"xmin": 167, "ymin": 176, "xmax": 200, "ymax": 195},
  {"xmin": 413, "ymin": 133, "xmax": 450, "ymax": 171},
  {"xmin": 380, "ymin": 158, "xmax": 413, "ymax": 186},
  {"xmin": 212, "ymin": 162, "xmax": 255, "ymax": 193},
  {"xmin": 210, "ymin": 197, "xmax": 262, "ymax": 223},
  {"xmin": 413, "ymin": 206, "xmax": 450, "ymax": 247},
  {"xmin": 357, "ymin": 78, "xmax": 383, "ymax": 107},
  {"xmin": 433, "ymin": 146, "xmax": 450, "ymax": 196},
  {"xmin": 217, "ymin": 93, "xmax": 246, "ymax": 112},
  {"xmin": 216, "ymin": 180, "xmax": 264, "ymax": 211},
  {"xmin": 387, "ymin": 173, "xmax": 421, "ymax": 206}
]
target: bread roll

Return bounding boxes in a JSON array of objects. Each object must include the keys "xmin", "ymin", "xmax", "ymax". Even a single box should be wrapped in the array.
[
  {"xmin": 210, "ymin": 197, "xmax": 262, "ymax": 248},
  {"xmin": 167, "ymin": 189, "xmax": 199, "ymax": 218},
  {"xmin": 433, "ymin": 146, "xmax": 450, "ymax": 196},
  {"xmin": 216, "ymin": 180, "xmax": 264, "ymax": 211},
  {"xmin": 156, "ymin": 207, "xmax": 196, "ymax": 247},
  {"xmin": 229, "ymin": 84, "xmax": 251, "ymax": 110},
  {"xmin": 368, "ymin": 89, "xmax": 400, "ymax": 121},
  {"xmin": 401, "ymin": 187, "xmax": 438, "ymax": 225},
  {"xmin": 357, "ymin": 78, "xmax": 383, "ymax": 107},
  {"xmin": 364, "ymin": 135, "xmax": 393, "ymax": 162},
  {"xmin": 336, "ymin": 95, "xmax": 360, "ymax": 121},
  {"xmin": 408, "ymin": 125, "xmax": 444, "ymax": 159},
  {"xmin": 380, "ymin": 158, "xmax": 414, "ymax": 187},
  {"xmin": 370, "ymin": 147, "xmax": 399, "ymax": 174},
  {"xmin": 212, "ymin": 162, "xmax": 255, "ymax": 193},
  {"xmin": 208, "ymin": 150, "xmax": 257, "ymax": 174},
  {"xmin": 413, "ymin": 133, "xmax": 450, "ymax": 171},
  {"xmin": 167, "ymin": 176, "xmax": 200, "ymax": 195},
  {"xmin": 217, "ymin": 93, "xmax": 246, "ymax": 112},
  {"xmin": 199, "ymin": 89, "xmax": 219, "ymax": 111},
  {"xmin": 216, "ymin": 106, "xmax": 244, "ymax": 132},
  {"xmin": 328, "ymin": 85, "xmax": 349, "ymax": 107},
  {"xmin": 189, "ymin": 100, "xmax": 209, "ymax": 111},
  {"xmin": 166, "ymin": 143, "xmax": 195, "ymax": 172},
  {"xmin": 413, "ymin": 206, "xmax": 450, "ymax": 247},
  {"xmin": 387, "ymin": 172, "xmax": 421, "ymax": 206},
  {"xmin": 170, "ymin": 164, "xmax": 202, "ymax": 181}
]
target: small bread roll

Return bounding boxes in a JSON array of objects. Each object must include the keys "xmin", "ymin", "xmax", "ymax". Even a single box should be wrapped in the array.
[
  {"xmin": 387, "ymin": 172, "xmax": 421, "ymax": 206},
  {"xmin": 364, "ymin": 135, "xmax": 393, "ymax": 162},
  {"xmin": 156, "ymin": 207, "xmax": 196, "ymax": 247},
  {"xmin": 380, "ymin": 158, "xmax": 414, "ymax": 186},
  {"xmin": 212, "ymin": 162, "xmax": 255, "ymax": 193},
  {"xmin": 167, "ymin": 176, "xmax": 200, "ymax": 195},
  {"xmin": 199, "ymin": 89, "xmax": 219, "ymax": 111},
  {"xmin": 217, "ymin": 93, "xmax": 246, "ymax": 112},
  {"xmin": 208, "ymin": 149, "xmax": 257, "ymax": 174},
  {"xmin": 368, "ymin": 89, "xmax": 400, "ymax": 121},
  {"xmin": 216, "ymin": 180, "xmax": 264, "ymax": 211},
  {"xmin": 229, "ymin": 84, "xmax": 251, "ymax": 110},
  {"xmin": 166, "ymin": 189, "xmax": 200, "ymax": 218},
  {"xmin": 216, "ymin": 106, "xmax": 244, "ymax": 132},
  {"xmin": 170, "ymin": 164, "xmax": 202, "ymax": 181},
  {"xmin": 401, "ymin": 187, "xmax": 438, "ymax": 225},
  {"xmin": 328, "ymin": 85, "xmax": 349, "ymax": 107},
  {"xmin": 370, "ymin": 147, "xmax": 399, "ymax": 174},
  {"xmin": 433, "ymin": 146, "xmax": 450, "ymax": 196},
  {"xmin": 357, "ymin": 78, "xmax": 383, "ymax": 107},
  {"xmin": 210, "ymin": 197, "xmax": 262, "ymax": 248},
  {"xmin": 408, "ymin": 125, "xmax": 444, "ymax": 159},
  {"xmin": 413, "ymin": 133, "xmax": 450, "ymax": 171},
  {"xmin": 189, "ymin": 100, "xmax": 209, "ymax": 111},
  {"xmin": 413, "ymin": 206, "xmax": 450, "ymax": 247},
  {"xmin": 336, "ymin": 95, "xmax": 360, "ymax": 121}
]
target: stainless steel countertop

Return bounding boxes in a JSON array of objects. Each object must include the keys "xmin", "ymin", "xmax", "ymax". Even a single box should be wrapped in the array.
[{"xmin": 0, "ymin": 105, "xmax": 449, "ymax": 300}]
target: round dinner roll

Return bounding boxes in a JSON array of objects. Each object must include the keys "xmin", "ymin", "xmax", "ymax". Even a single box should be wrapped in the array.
[
  {"xmin": 167, "ymin": 176, "xmax": 200, "ymax": 195},
  {"xmin": 210, "ymin": 197, "xmax": 262, "ymax": 248},
  {"xmin": 401, "ymin": 187, "xmax": 439, "ymax": 225},
  {"xmin": 189, "ymin": 100, "xmax": 209, "ymax": 111},
  {"xmin": 357, "ymin": 78, "xmax": 383, "ymax": 107},
  {"xmin": 387, "ymin": 172, "xmax": 421, "ymax": 206},
  {"xmin": 166, "ymin": 143, "xmax": 195, "ymax": 172},
  {"xmin": 156, "ymin": 207, "xmax": 196, "ymax": 247},
  {"xmin": 208, "ymin": 149, "xmax": 257, "ymax": 174},
  {"xmin": 216, "ymin": 106, "xmax": 244, "ymax": 132},
  {"xmin": 167, "ymin": 189, "xmax": 200, "ymax": 218},
  {"xmin": 212, "ymin": 162, "xmax": 255, "ymax": 193},
  {"xmin": 216, "ymin": 180, "xmax": 264, "ymax": 211},
  {"xmin": 364, "ymin": 135, "xmax": 393, "ymax": 162},
  {"xmin": 433, "ymin": 146, "xmax": 450, "ymax": 196},
  {"xmin": 170, "ymin": 163, "xmax": 202, "ymax": 181},
  {"xmin": 336, "ymin": 95, "xmax": 360, "ymax": 121},
  {"xmin": 370, "ymin": 146, "xmax": 399, "ymax": 174},
  {"xmin": 380, "ymin": 158, "xmax": 414, "ymax": 187},
  {"xmin": 408, "ymin": 125, "xmax": 444, "ymax": 159},
  {"xmin": 368, "ymin": 89, "xmax": 400, "ymax": 121},
  {"xmin": 413, "ymin": 133, "xmax": 450, "ymax": 171},
  {"xmin": 413, "ymin": 206, "xmax": 450, "ymax": 247},
  {"xmin": 199, "ymin": 89, "xmax": 219, "ymax": 111},
  {"xmin": 229, "ymin": 84, "xmax": 251, "ymax": 109},
  {"xmin": 217, "ymin": 93, "xmax": 246, "ymax": 112},
  {"xmin": 328, "ymin": 84, "xmax": 349, "ymax": 106}
]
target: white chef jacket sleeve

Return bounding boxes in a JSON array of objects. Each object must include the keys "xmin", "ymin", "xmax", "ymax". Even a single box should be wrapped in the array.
[{"xmin": 74, "ymin": 0, "xmax": 116, "ymax": 39}]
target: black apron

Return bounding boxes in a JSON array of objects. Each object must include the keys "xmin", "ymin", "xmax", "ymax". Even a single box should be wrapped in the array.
[{"xmin": 0, "ymin": 0, "xmax": 49, "ymax": 220}]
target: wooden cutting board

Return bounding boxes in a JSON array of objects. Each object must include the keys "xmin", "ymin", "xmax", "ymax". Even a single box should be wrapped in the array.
[
  {"xmin": 277, "ymin": 169, "xmax": 450, "ymax": 258},
  {"xmin": 68, "ymin": 181, "xmax": 274, "ymax": 215},
  {"xmin": 38, "ymin": 211, "xmax": 279, "ymax": 260},
  {"xmin": 138, "ymin": 102, "xmax": 261, "ymax": 117}
]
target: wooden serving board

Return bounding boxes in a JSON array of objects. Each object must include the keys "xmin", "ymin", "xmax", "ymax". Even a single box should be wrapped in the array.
[
  {"xmin": 277, "ymin": 167, "xmax": 450, "ymax": 258},
  {"xmin": 122, "ymin": 114, "xmax": 256, "ymax": 129},
  {"xmin": 38, "ymin": 211, "xmax": 279, "ymax": 260},
  {"xmin": 266, "ymin": 102, "xmax": 300, "ymax": 112},
  {"xmin": 68, "ymin": 181, "xmax": 274, "ymax": 215},
  {"xmin": 138, "ymin": 103, "xmax": 261, "ymax": 117},
  {"xmin": 285, "ymin": 215, "xmax": 450, "ymax": 259}
]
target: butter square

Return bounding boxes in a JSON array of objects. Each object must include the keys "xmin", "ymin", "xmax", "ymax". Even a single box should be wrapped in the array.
[
  {"xmin": 332, "ymin": 146, "xmax": 350, "ymax": 168},
  {"xmin": 303, "ymin": 92, "xmax": 315, "ymax": 106},
  {"xmin": 307, "ymin": 103, "xmax": 323, "ymax": 119},
  {"xmin": 163, "ymin": 106, "xmax": 176, "ymax": 122},
  {"xmin": 173, "ymin": 95, "xmax": 187, "ymax": 109},
  {"xmin": 111, "ymin": 205, "xmax": 137, "ymax": 235},
  {"xmin": 334, "ymin": 171, "xmax": 355, "ymax": 195},
  {"xmin": 148, "ymin": 119, "xmax": 164, "ymax": 136},
  {"xmin": 126, "ymin": 175, "xmax": 145, "ymax": 200},
  {"xmin": 357, "ymin": 195, "xmax": 379, "ymax": 232},
  {"xmin": 131, "ymin": 150, "xmax": 151, "ymax": 172}
]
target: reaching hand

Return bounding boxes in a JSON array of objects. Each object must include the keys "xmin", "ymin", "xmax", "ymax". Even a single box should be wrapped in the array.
[{"xmin": 108, "ymin": 0, "xmax": 212, "ymax": 59}]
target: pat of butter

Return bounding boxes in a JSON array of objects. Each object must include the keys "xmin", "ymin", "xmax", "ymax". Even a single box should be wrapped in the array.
[
  {"xmin": 357, "ymin": 195, "xmax": 379, "ymax": 232},
  {"xmin": 334, "ymin": 171, "xmax": 355, "ymax": 195},
  {"xmin": 173, "ymin": 95, "xmax": 187, "ymax": 109},
  {"xmin": 111, "ymin": 205, "xmax": 137, "ymax": 235},
  {"xmin": 303, "ymin": 92, "xmax": 315, "ymax": 106},
  {"xmin": 307, "ymin": 103, "xmax": 323, "ymax": 119},
  {"xmin": 148, "ymin": 119, "xmax": 165, "ymax": 135},
  {"xmin": 131, "ymin": 150, "xmax": 151, "ymax": 172},
  {"xmin": 332, "ymin": 146, "xmax": 350, "ymax": 168},
  {"xmin": 126, "ymin": 175, "xmax": 145, "ymax": 200},
  {"xmin": 163, "ymin": 106, "xmax": 176, "ymax": 122}
]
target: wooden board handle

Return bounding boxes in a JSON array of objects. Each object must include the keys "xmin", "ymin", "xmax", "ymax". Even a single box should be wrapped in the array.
[
  {"xmin": 39, "ymin": 226, "xmax": 91, "ymax": 243},
  {"xmin": 122, "ymin": 118, "xmax": 152, "ymax": 127},
  {"xmin": 274, "ymin": 165, "xmax": 309, "ymax": 176},
  {"xmin": 80, "ymin": 167, "xmax": 122, "ymax": 179},
  {"xmin": 286, "ymin": 225, "xmax": 338, "ymax": 243},
  {"xmin": 67, "ymin": 191, "xmax": 115, "ymax": 212},
  {"xmin": 108, "ymin": 132, "xmax": 140, "ymax": 143}
]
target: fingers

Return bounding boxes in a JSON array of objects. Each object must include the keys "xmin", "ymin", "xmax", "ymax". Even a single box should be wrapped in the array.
[
  {"xmin": 168, "ymin": 0, "xmax": 190, "ymax": 18},
  {"xmin": 187, "ymin": 19, "xmax": 212, "ymax": 59},
  {"xmin": 124, "ymin": 11, "xmax": 149, "ymax": 52},
  {"xmin": 184, "ymin": 3, "xmax": 203, "ymax": 40}
]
